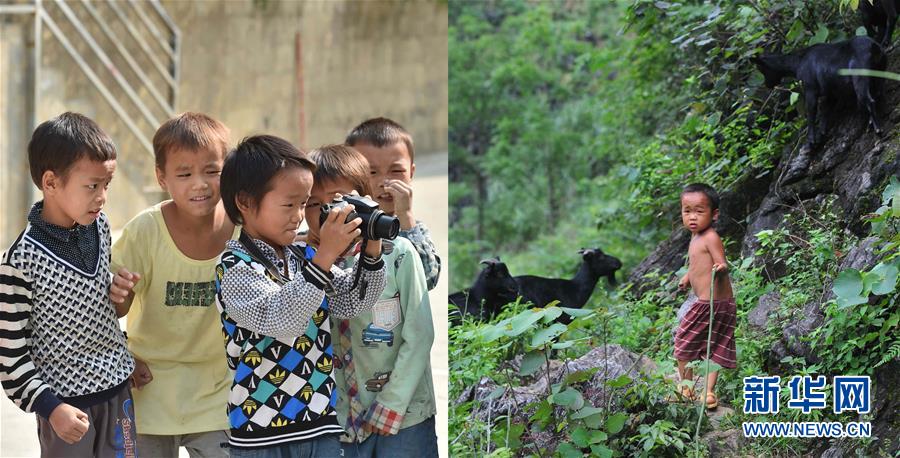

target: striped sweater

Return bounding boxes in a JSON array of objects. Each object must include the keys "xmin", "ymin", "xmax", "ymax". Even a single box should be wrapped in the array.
[{"xmin": 0, "ymin": 208, "xmax": 134, "ymax": 419}]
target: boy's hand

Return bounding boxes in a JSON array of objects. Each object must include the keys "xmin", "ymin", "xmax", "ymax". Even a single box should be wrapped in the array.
[
  {"xmin": 383, "ymin": 179, "xmax": 415, "ymax": 230},
  {"xmin": 131, "ymin": 357, "xmax": 153, "ymax": 389},
  {"xmin": 678, "ymin": 275, "xmax": 690, "ymax": 291},
  {"xmin": 712, "ymin": 263, "xmax": 728, "ymax": 273},
  {"xmin": 49, "ymin": 403, "xmax": 90, "ymax": 444},
  {"xmin": 110, "ymin": 268, "xmax": 141, "ymax": 305},
  {"xmin": 314, "ymin": 201, "xmax": 362, "ymax": 270}
]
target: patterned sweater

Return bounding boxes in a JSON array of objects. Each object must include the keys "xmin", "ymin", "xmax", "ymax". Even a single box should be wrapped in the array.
[
  {"xmin": 215, "ymin": 238, "xmax": 386, "ymax": 449},
  {"xmin": 401, "ymin": 220, "xmax": 441, "ymax": 291},
  {"xmin": 0, "ymin": 206, "xmax": 134, "ymax": 419}
]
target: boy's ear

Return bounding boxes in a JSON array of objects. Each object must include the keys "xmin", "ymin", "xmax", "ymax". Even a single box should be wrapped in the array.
[
  {"xmin": 409, "ymin": 162, "xmax": 416, "ymax": 180},
  {"xmin": 41, "ymin": 170, "xmax": 59, "ymax": 194},
  {"xmin": 712, "ymin": 208, "xmax": 720, "ymax": 222},
  {"xmin": 155, "ymin": 167, "xmax": 168, "ymax": 192},
  {"xmin": 235, "ymin": 192, "xmax": 253, "ymax": 214}
]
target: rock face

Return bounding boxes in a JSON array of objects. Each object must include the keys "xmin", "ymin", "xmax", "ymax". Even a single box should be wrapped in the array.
[{"xmin": 457, "ymin": 344, "xmax": 657, "ymax": 424}]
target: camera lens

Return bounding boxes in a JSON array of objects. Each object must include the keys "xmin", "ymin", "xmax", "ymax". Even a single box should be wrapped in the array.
[{"xmin": 362, "ymin": 210, "xmax": 400, "ymax": 240}]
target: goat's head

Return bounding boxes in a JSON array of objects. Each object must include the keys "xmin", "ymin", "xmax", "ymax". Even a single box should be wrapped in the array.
[
  {"xmin": 751, "ymin": 55, "xmax": 787, "ymax": 89},
  {"xmin": 578, "ymin": 248, "xmax": 622, "ymax": 285},
  {"xmin": 479, "ymin": 257, "xmax": 519, "ymax": 303}
]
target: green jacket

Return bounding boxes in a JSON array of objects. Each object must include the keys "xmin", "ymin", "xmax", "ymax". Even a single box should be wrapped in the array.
[{"xmin": 333, "ymin": 236, "xmax": 436, "ymax": 440}]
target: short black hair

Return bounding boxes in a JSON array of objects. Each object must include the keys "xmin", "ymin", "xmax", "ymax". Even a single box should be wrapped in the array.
[
  {"xmin": 220, "ymin": 135, "xmax": 315, "ymax": 225},
  {"xmin": 28, "ymin": 112, "xmax": 117, "ymax": 188},
  {"xmin": 345, "ymin": 117, "xmax": 415, "ymax": 162},
  {"xmin": 681, "ymin": 183, "xmax": 719, "ymax": 210}
]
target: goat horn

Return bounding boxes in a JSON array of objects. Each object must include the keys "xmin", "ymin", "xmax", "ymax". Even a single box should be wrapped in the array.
[{"xmin": 480, "ymin": 257, "xmax": 500, "ymax": 265}]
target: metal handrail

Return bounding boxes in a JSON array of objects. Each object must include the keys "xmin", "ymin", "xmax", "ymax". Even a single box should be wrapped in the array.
[
  {"xmin": 38, "ymin": 7, "xmax": 155, "ymax": 154},
  {"xmin": 54, "ymin": 0, "xmax": 161, "ymax": 131},
  {"xmin": 79, "ymin": 0, "xmax": 174, "ymax": 117},
  {"xmin": 0, "ymin": 0, "xmax": 182, "ymax": 160}
]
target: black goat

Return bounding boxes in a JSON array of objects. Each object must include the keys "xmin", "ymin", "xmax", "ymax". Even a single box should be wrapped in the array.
[
  {"xmin": 752, "ymin": 36, "xmax": 885, "ymax": 152},
  {"xmin": 859, "ymin": 0, "xmax": 899, "ymax": 47},
  {"xmin": 449, "ymin": 257, "xmax": 519, "ymax": 325},
  {"xmin": 514, "ymin": 248, "xmax": 622, "ymax": 324}
]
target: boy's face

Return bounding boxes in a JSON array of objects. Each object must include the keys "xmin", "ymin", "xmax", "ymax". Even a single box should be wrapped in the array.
[
  {"xmin": 241, "ymin": 167, "xmax": 312, "ymax": 248},
  {"xmin": 681, "ymin": 192, "xmax": 717, "ymax": 234},
  {"xmin": 354, "ymin": 141, "xmax": 414, "ymax": 215},
  {"xmin": 305, "ymin": 177, "xmax": 357, "ymax": 244},
  {"xmin": 156, "ymin": 148, "xmax": 224, "ymax": 217},
  {"xmin": 42, "ymin": 157, "xmax": 116, "ymax": 227}
]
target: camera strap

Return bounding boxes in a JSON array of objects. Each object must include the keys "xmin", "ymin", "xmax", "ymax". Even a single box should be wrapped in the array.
[{"xmin": 237, "ymin": 230, "xmax": 305, "ymax": 286}]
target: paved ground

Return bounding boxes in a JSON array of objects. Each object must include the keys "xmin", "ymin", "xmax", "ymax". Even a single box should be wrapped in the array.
[{"xmin": 0, "ymin": 152, "xmax": 449, "ymax": 457}]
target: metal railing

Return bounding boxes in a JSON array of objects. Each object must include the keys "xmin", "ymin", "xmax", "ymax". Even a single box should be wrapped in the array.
[{"xmin": 0, "ymin": 0, "xmax": 181, "ymax": 158}]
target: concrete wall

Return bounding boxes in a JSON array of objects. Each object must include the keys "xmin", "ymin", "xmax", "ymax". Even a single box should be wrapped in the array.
[{"xmin": 0, "ymin": 0, "xmax": 447, "ymax": 248}]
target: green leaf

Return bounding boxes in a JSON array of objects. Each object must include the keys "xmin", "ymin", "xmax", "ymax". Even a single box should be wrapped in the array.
[
  {"xmin": 590, "ymin": 444, "xmax": 613, "ymax": 458},
  {"xmin": 563, "ymin": 368, "xmax": 598, "ymax": 385},
  {"xmin": 542, "ymin": 306, "xmax": 563, "ymax": 323},
  {"xmin": 571, "ymin": 406, "xmax": 604, "ymax": 420},
  {"xmin": 509, "ymin": 309, "xmax": 546, "ymax": 336},
  {"xmin": 583, "ymin": 412, "xmax": 604, "ymax": 429},
  {"xmin": 552, "ymin": 340, "xmax": 576, "ymax": 350},
  {"xmin": 809, "ymin": 24, "xmax": 829, "ymax": 45},
  {"xmin": 606, "ymin": 374, "xmax": 632, "ymax": 388},
  {"xmin": 485, "ymin": 386, "xmax": 505, "ymax": 401},
  {"xmin": 589, "ymin": 429, "xmax": 608, "ymax": 444},
  {"xmin": 531, "ymin": 323, "xmax": 568, "ymax": 347},
  {"xmin": 571, "ymin": 426, "xmax": 590, "ymax": 448},
  {"xmin": 556, "ymin": 442, "xmax": 582, "ymax": 458},
  {"xmin": 789, "ymin": 92, "xmax": 799, "ymax": 106},
  {"xmin": 870, "ymin": 262, "xmax": 899, "ymax": 295},
  {"xmin": 606, "ymin": 413, "xmax": 628, "ymax": 434},
  {"xmin": 520, "ymin": 350, "xmax": 545, "ymax": 376},
  {"xmin": 882, "ymin": 176, "xmax": 899, "ymax": 204},
  {"xmin": 834, "ymin": 269, "xmax": 864, "ymax": 299},
  {"xmin": 558, "ymin": 307, "xmax": 594, "ymax": 318}
]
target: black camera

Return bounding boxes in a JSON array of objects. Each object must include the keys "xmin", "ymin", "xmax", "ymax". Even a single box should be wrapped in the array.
[{"xmin": 319, "ymin": 195, "xmax": 400, "ymax": 240}]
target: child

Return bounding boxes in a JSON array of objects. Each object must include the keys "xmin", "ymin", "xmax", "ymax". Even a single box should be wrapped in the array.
[
  {"xmin": 0, "ymin": 112, "xmax": 137, "ymax": 456},
  {"xmin": 673, "ymin": 183, "xmax": 737, "ymax": 410},
  {"xmin": 215, "ymin": 135, "xmax": 386, "ymax": 456},
  {"xmin": 305, "ymin": 145, "xmax": 437, "ymax": 458},
  {"xmin": 346, "ymin": 118, "xmax": 441, "ymax": 290},
  {"xmin": 109, "ymin": 112, "xmax": 236, "ymax": 456}
]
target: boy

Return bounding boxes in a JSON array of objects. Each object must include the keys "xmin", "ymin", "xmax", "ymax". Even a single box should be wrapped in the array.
[
  {"xmin": 673, "ymin": 183, "xmax": 737, "ymax": 410},
  {"xmin": 0, "ymin": 112, "xmax": 137, "ymax": 456},
  {"xmin": 216, "ymin": 135, "xmax": 386, "ymax": 456},
  {"xmin": 346, "ymin": 118, "xmax": 441, "ymax": 290},
  {"xmin": 306, "ymin": 145, "xmax": 437, "ymax": 458},
  {"xmin": 109, "ymin": 112, "xmax": 237, "ymax": 456}
]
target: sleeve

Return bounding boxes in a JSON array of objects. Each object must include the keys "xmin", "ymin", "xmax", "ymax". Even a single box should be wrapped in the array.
[
  {"xmin": 363, "ymin": 245, "xmax": 434, "ymax": 435},
  {"xmin": 220, "ymin": 251, "xmax": 332, "ymax": 339},
  {"xmin": 110, "ymin": 212, "xmax": 152, "ymax": 297},
  {"xmin": 399, "ymin": 221, "xmax": 441, "ymax": 290},
  {"xmin": 0, "ymin": 264, "xmax": 61, "ymax": 419},
  {"xmin": 327, "ymin": 253, "xmax": 387, "ymax": 320}
]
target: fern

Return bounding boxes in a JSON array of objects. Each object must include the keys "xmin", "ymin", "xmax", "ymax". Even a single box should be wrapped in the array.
[{"xmin": 875, "ymin": 341, "xmax": 900, "ymax": 368}]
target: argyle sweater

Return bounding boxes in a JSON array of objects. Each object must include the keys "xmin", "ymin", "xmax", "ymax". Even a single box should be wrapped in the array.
[
  {"xmin": 215, "ymin": 238, "xmax": 385, "ymax": 449},
  {"xmin": 0, "ymin": 209, "xmax": 134, "ymax": 419}
]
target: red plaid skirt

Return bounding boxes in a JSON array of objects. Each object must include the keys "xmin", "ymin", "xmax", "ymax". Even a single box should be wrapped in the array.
[{"xmin": 673, "ymin": 298, "xmax": 737, "ymax": 369}]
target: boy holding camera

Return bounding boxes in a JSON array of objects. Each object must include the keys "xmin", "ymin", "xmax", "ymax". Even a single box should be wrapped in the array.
[
  {"xmin": 305, "ymin": 145, "xmax": 437, "ymax": 458},
  {"xmin": 215, "ymin": 136, "xmax": 386, "ymax": 456}
]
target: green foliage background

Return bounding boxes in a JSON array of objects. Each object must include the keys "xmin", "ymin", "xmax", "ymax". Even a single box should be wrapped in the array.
[{"xmin": 449, "ymin": 1, "xmax": 899, "ymax": 456}]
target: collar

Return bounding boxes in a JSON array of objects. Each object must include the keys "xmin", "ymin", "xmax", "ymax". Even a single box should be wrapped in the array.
[{"xmin": 27, "ymin": 201, "xmax": 92, "ymax": 243}]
